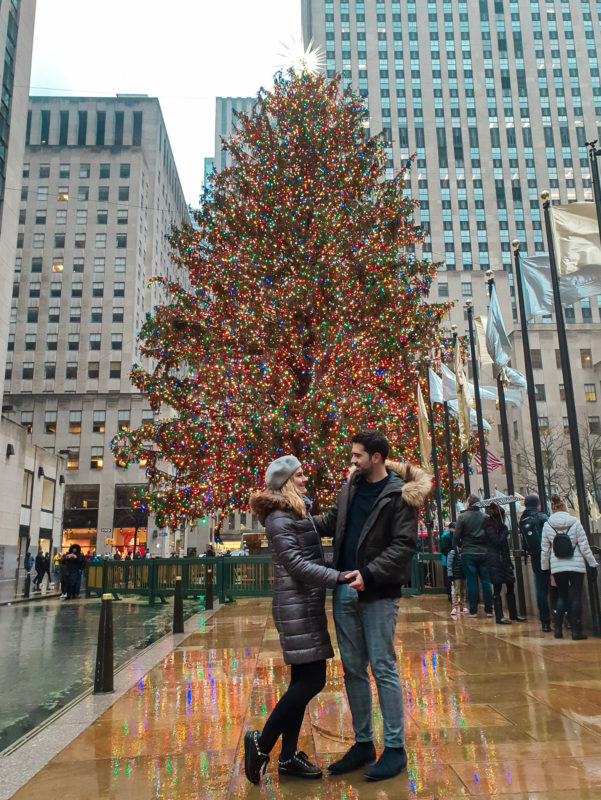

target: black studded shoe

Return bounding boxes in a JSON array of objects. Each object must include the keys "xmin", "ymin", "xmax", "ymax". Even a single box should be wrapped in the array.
[
  {"xmin": 244, "ymin": 730, "xmax": 269, "ymax": 784},
  {"xmin": 278, "ymin": 751, "xmax": 322, "ymax": 779}
]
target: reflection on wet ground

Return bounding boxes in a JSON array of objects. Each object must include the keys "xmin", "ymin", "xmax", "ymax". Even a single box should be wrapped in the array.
[
  {"xmin": 0, "ymin": 597, "xmax": 201, "ymax": 750},
  {"xmin": 10, "ymin": 595, "xmax": 601, "ymax": 799}
]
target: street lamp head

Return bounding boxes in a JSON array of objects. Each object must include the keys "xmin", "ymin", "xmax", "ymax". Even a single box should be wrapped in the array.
[
  {"xmin": 539, "ymin": 189, "xmax": 550, "ymax": 201},
  {"xmin": 464, "ymin": 299, "xmax": 473, "ymax": 308},
  {"xmin": 451, "ymin": 323, "xmax": 458, "ymax": 332},
  {"xmin": 485, "ymin": 269, "xmax": 494, "ymax": 280},
  {"xmin": 511, "ymin": 239, "xmax": 520, "ymax": 250}
]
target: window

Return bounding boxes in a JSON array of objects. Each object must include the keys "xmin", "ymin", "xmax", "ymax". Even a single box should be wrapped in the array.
[
  {"xmin": 35, "ymin": 209, "xmax": 46, "ymax": 225},
  {"xmin": 44, "ymin": 363, "xmax": 56, "ymax": 380},
  {"xmin": 59, "ymin": 163, "xmax": 70, "ymax": 179},
  {"xmin": 21, "ymin": 412, "xmax": 33, "ymax": 433},
  {"xmin": 88, "ymin": 361, "xmax": 99, "ymax": 379},
  {"xmin": 555, "ymin": 349, "xmax": 561, "ymax": 369},
  {"xmin": 33, "ymin": 233, "xmax": 45, "ymax": 248},
  {"xmin": 538, "ymin": 416, "xmax": 549, "ymax": 434},
  {"xmin": 65, "ymin": 362, "xmax": 78, "ymax": 380},
  {"xmin": 67, "ymin": 450, "xmax": 79, "ymax": 470},
  {"xmin": 75, "ymin": 233, "xmax": 86, "ymax": 248},
  {"xmin": 92, "ymin": 282, "xmax": 104, "ymax": 297},
  {"xmin": 563, "ymin": 416, "xmax": 570, "ymax": 435},
  {"xmin": 535, "ymin": 384, "xmax": 546, "ymax": 402},
  {"xmin": 112, "ymin": 307, "xmax": 124, "ymax": 323},
  {"xmin": 111, "ymin": 333, "xmax": 123, "ymax": 350},
  {"xmin": 93, "ymin": 257, "xmax": 105, "ymax": 273},
  {"xmin": 76, "ymin": 209, "xmax": 87, "ymax": 225},
  {"xmin": 77, "ymin": 186, "xmax": 89, "ymax": 201},
  {"xmin": 54, "ymin": 232, "xmax": 65, "ymax": 248},
  {"xmin": 90, "ymin": 446, "xmax": 104, "ymax": 470},
  {"xmin": 581, "ymin": 349, "xmax": 593, "ymax": 368},
  {"xmin": 93, "ymin": 410, "xmax": 105, "ymax": 433},
  {"xmin": 118, "ymin": 186, "xmax": 129, "ymax": 202},
  {"xmin": 69, "ymin": 411, "xmax": 82, "ymax": 433},
  {"xmin": 559, "ymin": 385, "xmax": 566, "ymax": 402},
  {"xmin": 589, "ymin": 416, "xmax": 601, "ymax": 435},
  {"xmin": 37, "ymin": 186, "xmax": 48, "ymax": 201},
  {"xmin": 50, "ymin": 281, "xmax": 61, "ymax": 298},
  {"xmin": 109, "ymin": 362, "xmax": 121, "ymax": 379},
  {"xmin": 71, "ymin": 282, "xmax": 83, "ymax": 298},
  {"xmin": 89, "ymin": 333, "xmax": 101, "ymax": 351},
  {"xmin": 461, "ymin": 282, "xmax": 472, "ymax": 297},
  {"xmin": 69, "ymin": 305, "xmax": 81, "ymax": 323},
  {"xmin": 99, "ymin": 163, "xmax": 110, "ymax": 179},
  {"xmin": 120, "ymin": 163, "xmax": 130, "ymax": 178},
  {"xmin": 79, "ymin": 163, "xmax": 90, "ymax": 178},
  {"xmin": 73, "ymin": 257, "xmax": 84, "ymax": 273},
  {"xmin": 27, "ymin": 308, "xmax": 38, "ymax": 323},
  {"xmin": 44, "ymin": 411, "xmax": 57, "ymax": 433},
  {"xmin": 48, "ymin": 306, "xmax": 60, "ymax": 323},
  {"xmin": 29, "ymin": 282, "xmax": 40, "ymax": 298},
  {"xmin": 95, "ymin": 233, "xmax": 107, "ymax": 249},
  {"xmin": 68, "ymin": 333, "xmax": 79, "ymax": 351},
  {"xmin": 117, "ymin": 209, "xmax": 128, "ymax": 225},
  {"xmin": 22, "ymin": 362, "xmax": 34, "ymax": 380},
  {"xmin": 91, "ymin": 306, "xmax": 102, "ymax": 323},
  {"xmin": 118, "ymin": 410, "xmax": 130, "ymax": 431},
  {"xmin": 24, "ymin": 334, "xmax": 36, "ymax": 351},
  {"xmin": 47, "ymin": 333, "xmax": 58, "ymax": 351},
  {"xmin": 96, "ymin": 111, "xmax": 106, "ymax": 146},
  {"xmin": 31, "ymin": 257, "xmax": 42, "ymax": 273},
  {"xmin": 531, "ymin": 349, "xmax": 542, "ymax": 369},
  {"xmin": 114, "ymin": 257, "xmax": 126, "ymax": 273},
  {"xmin": 116, "ymin": 233, "xmax": 127, "ymax": 248},
  {"xmin": 22, "ymin": 470, "xmax": 34, "ymax": 507},
  {"xmin": 98, "ymin": 186, "xmax": 109, "ymax": 202},
  {"xmin": 438, "ymin": 282, "xmax": 449, "ymax": 297},
  {"xmin": 114, "ymin": 282, "xmax": 125, "ymax": 297},
  {"xmin": 97, "ymin": 209, "xmax": 107, "ymax": 225},
  {"xmin": 132, "ymin": 111, "xmax": 142, "ymax": 145},
  {"xmin": 585, "ymin": 383, "xmax": 597, "ymax": 402}
]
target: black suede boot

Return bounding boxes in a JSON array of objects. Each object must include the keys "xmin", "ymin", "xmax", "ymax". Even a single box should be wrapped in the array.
[
  {"xmin": 507, "ymin": 592, "xmax": 526, "ymax": 622},
  {"xmin": 494, "ymin": 595, "xmax": 511, "ymax": 625},
  {"xmin": 554, "ymin": 611, "xmax": 564, "ymax": 639},
  {"xmin": 571, "ymin": 619, "xmax": 588, "ymax": 640},
  {"xmin": 328, "ymin": 742, "xmax": 376, "ymax": 775}
]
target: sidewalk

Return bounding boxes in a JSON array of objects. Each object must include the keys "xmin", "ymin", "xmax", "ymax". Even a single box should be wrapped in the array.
[
  {"xmin": 0, "ymin": 573, "xmax": 60, "ymax": 605},
  {"xmin": 5, "ymin": 595, "xmax": 601, "ymax": 799}
]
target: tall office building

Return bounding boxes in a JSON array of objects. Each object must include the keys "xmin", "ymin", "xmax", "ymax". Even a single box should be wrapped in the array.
[
  {"xmin": 302, "ymin": 0, "xmax": 601, "ymax": 501},
  {"xmin": 5, "ymin": 96, "xmax": 189, "ymax": 556},
  {"xmin": 213, "ymin": 97, "xmax": 255, "ymax": 171}
]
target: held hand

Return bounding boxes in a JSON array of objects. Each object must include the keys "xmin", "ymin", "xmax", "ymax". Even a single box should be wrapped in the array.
[{"xmin": 346, "ymin": 570, "xmax": 365, "ymax": 591}]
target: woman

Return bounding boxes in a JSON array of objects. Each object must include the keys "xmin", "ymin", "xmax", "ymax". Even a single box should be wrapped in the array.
[
  {"xmin": 541, "ymin": 494, "xmax": 598, "ymax": 640},
  {"xmin": 244, "ymin": 455, "xmax": 349, "ymax": 784},
  {"xmin": 483, "ymin": 503, "xmax": 525, "ymax": 625}
]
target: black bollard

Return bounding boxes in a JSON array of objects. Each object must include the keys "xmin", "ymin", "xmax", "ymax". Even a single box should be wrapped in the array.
[
  {"xmin": 22, "ymin": 572, "xmax": 31, "ymax": 598},
  {"xmin": 173, "ymin": 575, "xmax": 184, "ymax": 634},
  {"xmin": 94, "ymin": 593, "xmax": 114, "ymax": 694},
  {"xmin": 205, "ymin": 564, "xmax": 214, "ymax": 610}
]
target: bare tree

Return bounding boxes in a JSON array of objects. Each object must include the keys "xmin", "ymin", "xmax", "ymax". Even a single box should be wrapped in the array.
[
  {"xmin": 580, "ymin": 422, "xmax": 601, "ymax": 508},
  {"xmin": 514, "ymin": 422, "xmax": 571, "ymax": 500}
]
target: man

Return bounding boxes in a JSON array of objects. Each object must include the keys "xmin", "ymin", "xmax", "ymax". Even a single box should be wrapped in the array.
[
  {"xmin": 519, "ymin": 494, "xmax": 550, "ymax": 632},
  {"xmin": 453, "ymin": 495, "xmax": 493, "ymax": 617},
  {"xmin": 315, "ymin": 430, "xmax": 430, "ymax": 782}
]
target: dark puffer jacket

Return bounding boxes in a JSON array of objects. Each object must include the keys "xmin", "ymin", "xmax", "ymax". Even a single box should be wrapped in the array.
[
  {"xmin": 249, "ymin": 492, "xmax": 341, "ymax": 665},
  {"xmin": 483, "ymin": 517, "xmax": 515, "ymax": 585}
]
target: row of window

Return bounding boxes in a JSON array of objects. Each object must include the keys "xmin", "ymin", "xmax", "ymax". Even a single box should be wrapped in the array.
[
  {"xmin": 19, "ymin": 207, "xmax": 129, "ymax": 226},
  {"xmin": 10, "ymin": 329, "xmax": 125, "ymax": 353},
  {"xmin": 12, "ymin": 304, "xmax": 125, "ymax": 325},
  {"xmin": 16, "ymin": 256, "xmax": 127, "ymax": 274},
  {"xmin": 17, "ymin": 232, "xmax": 128, "ymax": 249},
  {"xmin": 11, "ymin": 333, "xmax": 124, "ymax": 365},
  {"xmin": 28, "ymin": 107, "xmax": 142, "ymax": 149},
  {"xmin": 7, "ymin": 361, "xmax": 123, "ymax": 383},
  {"xmin": 24, "ymin": 408, "xmax": 150, "ymax": 435},
  {"xmin": 15, "ymin": 281, "xmax": 126, "ymax": 299},
  {"xmin": 25, "ymin": 185, "xmax": 129, "ymax": 202},
  {"xmin": 24, "ymin": 162, "xmax": 131, "ymax": 180},
  {"xmin": 530, "ymin": 348, "xmax": 595, "ymax": 371}
]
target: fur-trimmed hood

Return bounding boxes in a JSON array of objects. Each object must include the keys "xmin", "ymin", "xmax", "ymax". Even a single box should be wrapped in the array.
[
  {"xmin": 249, "ymin": 492, "xmax": 296, "ymax": 526},
  {"xmin": 347, "ymin": 460, "xmax": 432, "ymax": 507}
]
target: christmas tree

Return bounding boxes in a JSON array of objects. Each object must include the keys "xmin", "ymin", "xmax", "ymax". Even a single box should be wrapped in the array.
[{"xmin": 112, "ymin": 69, "xmax": 450, "ymax": 528}]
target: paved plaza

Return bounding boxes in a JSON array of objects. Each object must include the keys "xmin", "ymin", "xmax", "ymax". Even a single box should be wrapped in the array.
[{"xmin": 5, "ymin": 595, "xmax": 601, "ymax": 799}]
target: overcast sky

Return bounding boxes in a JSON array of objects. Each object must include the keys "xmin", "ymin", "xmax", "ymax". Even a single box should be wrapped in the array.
[{"xmin": 29, "ymin": 0, "xmax": 301, "ymax": 206}]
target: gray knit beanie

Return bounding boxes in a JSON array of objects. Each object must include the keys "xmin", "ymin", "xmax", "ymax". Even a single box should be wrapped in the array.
[{"xmin": 265, "ymin": 455, "xmax": 301, "ymax": 490}]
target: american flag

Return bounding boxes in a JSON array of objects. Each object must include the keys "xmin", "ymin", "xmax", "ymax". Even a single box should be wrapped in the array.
[{"xmin": 473, "ymin": 450, "xmax": 503, "ymax": 472}]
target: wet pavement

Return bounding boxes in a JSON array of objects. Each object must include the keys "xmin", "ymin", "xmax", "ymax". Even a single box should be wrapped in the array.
[
  {"xmin": 0, "ymin": 596, "xmax": 201, "ymax": 751},
  {"xmin": 8, "ymin": 595, "xmax": 601, "ymax": 799}
]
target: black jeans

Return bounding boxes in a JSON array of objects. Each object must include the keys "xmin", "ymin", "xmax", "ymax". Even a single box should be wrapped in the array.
[
  {"xmin": 554, "ymin": 572, "xmax": 585, "ymax": 629},
  {"xmin": 259, "ymin": 659, "xmax": 326, "ymax": 760},
  {"xmin": 531, "ymin": 560, "xmax": 551, "ymax": 625}
]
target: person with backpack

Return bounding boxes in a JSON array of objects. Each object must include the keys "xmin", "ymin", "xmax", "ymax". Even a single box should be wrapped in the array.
[
  {"xmin": 519, "ymin": 494, "xmax": 551, "ymax": 632},
  {"xmin": 483, "ymin": 504, "xmax": 526, "ymax": 625},
  {"xmin": 541, "ymin": 494, "xmax": 598, "ymax": 640},
  {"xmin": 454, "ymin": 495, "xmax": 493, "ymax": 618}
]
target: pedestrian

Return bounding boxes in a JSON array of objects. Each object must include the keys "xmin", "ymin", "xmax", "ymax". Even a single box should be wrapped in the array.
[
  {"xmin": 519, "ymin": 494, "xmax": 551, "ymax": 632},
  {"xmin": 541, "ymin": 494, "xmax": 598, "ymax": 640},
  {"xmin": 43, "ymin": 553, "xmax": 52, "ymax": 587},
  {"xmin": 447, "ymin": 539, "xmax": 467, "ymax": 617},
  {"xmin": 23, "ymin": 550, "xmax": 33, "ymax": 573},
  {"xmin": 245, "ymin": 455, "xmax": 350, "ymax": 784},
  {"xmin": 61, "ymin": 544, "xmax": 85, "ymax": 600},
  {"xmin": 33, "ymin": 548, "xmax": 45, "ymax": 591},
  {"xmin": 53, "ymin": 552, "xmax": 61, "ymax": 574},
  {"xmin": 483, "ymin": 503, "xmax": 526, "ymax": 625},
  {"xmin": 440, "ymin": 521, "xmax": 455, "ymax": 602},
  {"xmin": 454, "ymin": 495, "xmax": 493, "ymax": 618},
  {"xmin": 315, "ymin": 430, "xmax": 430, "ymax": 782}
]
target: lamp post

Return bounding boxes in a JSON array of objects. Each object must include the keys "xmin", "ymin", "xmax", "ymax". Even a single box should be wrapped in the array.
[{"xmin": 465, "ymin": 300, "xmax": 490, "ymax": 498}]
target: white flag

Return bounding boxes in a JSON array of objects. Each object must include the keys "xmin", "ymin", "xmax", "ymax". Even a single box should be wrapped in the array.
[
  {"xmin": 551, "ymin": 202, "xmax": 601, "ymax": 276},
  {"xmin": 440, "ymin": 362, "xmax": 457, "ymax": 402},
  {"xmin": 504, "ymin": 388, "xmax": 523, "ymax": 408},
  {"xmin": 454, "ymin": 339, "xmax": 473, "ymax": 452},
  {"xmin": 448, "ymin": 400, "xmax": 492, "ymax": 432},
  {"xmin": 486, "ymin": 285, "xmax": 512, "ymax": 379},
  {"xmin": 428, "ymin": 368, "xmax": 444, "ymax": 404},
  {"xmin": 521, "ymin": 253, "xmax": 601, "ymax": 321},
  {"xmin": 504, "ymin": 367, "xmax": 527, "ymax": 390},
  {"xmin": 474, "ymin": 315, "xmax": 494, "ymax": 366},
  {"xmin": 417, "ymin": 384, "xmax": 432, "ymax": 471}
]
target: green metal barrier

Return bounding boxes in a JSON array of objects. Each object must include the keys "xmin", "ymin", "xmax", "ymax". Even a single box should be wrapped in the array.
[{"xmin": 86, "ymin": 553, "xmax": 439, "ymax": 604}]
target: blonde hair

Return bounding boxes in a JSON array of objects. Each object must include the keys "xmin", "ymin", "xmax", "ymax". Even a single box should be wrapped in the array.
[{"xmin": 280, "ymin": 478, "xmax": 307, "ymax": 517}]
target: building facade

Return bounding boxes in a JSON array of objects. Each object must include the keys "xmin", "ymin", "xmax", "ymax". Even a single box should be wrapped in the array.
[
  {"xmin": 213, "ymin": 97, "xmax": 255, "ymax": 172},
  {"xmin": 5, "ymin": 96, "xmax": 190, "ymax": 557},
  {"xmin": 301, "ymin": 0, "xmax": 601, "ymax": 504}
]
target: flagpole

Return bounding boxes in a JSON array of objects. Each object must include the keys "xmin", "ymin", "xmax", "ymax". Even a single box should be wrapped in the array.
[
  {"xmin": 465, "ymin": 301, "xmax": 490, "ymax": 498},
  {"xmin": 443, "ymin": 400, "xmax": 457, "ymax": 522},
  {"xmin": 541, "ymin": 190, "xmax": 601, "ymax": 637},
  {"xmin": 425, "ymin": 358, "xmax": 445, "ymax": 540},
  {"xmin": 486, "ymin": 273, "xmax": 527, "ymax": 617},
  {"xmin": 586, "ymin": 140, "xmax": 601, "ymax": 241},
  {"xmin": 510, "ymin": 240, "xmax": 549, "ymax": 512},
  {"xmin": 453, "ymin": 329, "xmax": 472, "ymax": 496}
]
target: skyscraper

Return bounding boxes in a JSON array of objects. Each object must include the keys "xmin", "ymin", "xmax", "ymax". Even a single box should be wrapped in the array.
[
  {"xmin": 302, "ymin": 0, "xmax": 601, "ymax": 501},
  {"xmin": 6, "ymin": 96, "xmax": 189, "ymax": 556},
  {"xmin": 214, "ymin": 97, "xmax": 255, "ymax": 171}
]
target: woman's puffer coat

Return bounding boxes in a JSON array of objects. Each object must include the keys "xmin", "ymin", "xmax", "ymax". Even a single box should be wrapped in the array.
[
  {"xmin": 483, "ymin": 517, "xmax": 515, "ymax": 585},
  {"xmin": 249, "ymin": 492, "xmax": 341, "ymax": 665}
]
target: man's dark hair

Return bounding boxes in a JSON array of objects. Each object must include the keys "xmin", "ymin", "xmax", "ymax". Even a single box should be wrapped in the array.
[
  {"xmin": 352, "ymin": 430, "xmax": 389, "ymax": 461},
  {"xmin": 466, "ymin": 494, "xmax": 480, "ymax": 507}
]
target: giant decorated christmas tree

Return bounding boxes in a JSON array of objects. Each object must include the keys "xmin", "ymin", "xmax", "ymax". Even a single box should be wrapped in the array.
[{"xmin": 112, "ymin": 69, "xmax": 451, "ymax": 528}]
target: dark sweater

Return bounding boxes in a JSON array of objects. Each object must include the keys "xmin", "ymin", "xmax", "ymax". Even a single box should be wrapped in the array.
[{"xmin": 338, "ymin": 475, "xmax": 389, "ymax": 570}]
